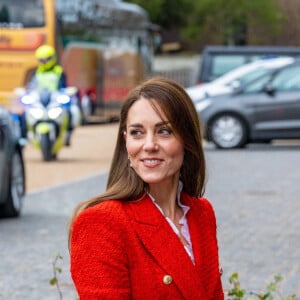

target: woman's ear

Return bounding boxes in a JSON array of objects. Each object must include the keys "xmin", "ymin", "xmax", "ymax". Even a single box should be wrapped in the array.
[{"xmin": 123, "ymin": 131, "xmax": 127, "ymax": 140}]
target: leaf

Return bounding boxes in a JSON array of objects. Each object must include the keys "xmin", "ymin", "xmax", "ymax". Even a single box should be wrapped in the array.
[{"xmin": 49, "ymin": 278, "xmax": 57, "ymax": 286}]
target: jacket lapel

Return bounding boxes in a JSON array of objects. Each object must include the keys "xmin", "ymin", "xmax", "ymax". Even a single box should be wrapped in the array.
[
  {"xmin": 182, "ymin": 194, "xmax": 204, "ymax": 269},
  {"xmin": 125, "ymin": 195, "xmax": 206, "ymax": 299},
  {"xmin": 183, "ymin": 194, "xmax": 220, "ymax": 299}
]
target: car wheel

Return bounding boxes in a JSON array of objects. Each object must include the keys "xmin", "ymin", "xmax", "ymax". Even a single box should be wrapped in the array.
[
  {"xmin": 0, "ymin": 150, "xmax": 25, "ymax": 217},
  {"xmin": 209, "ymin": 114, "xmax": 247, "ymax": 149}
]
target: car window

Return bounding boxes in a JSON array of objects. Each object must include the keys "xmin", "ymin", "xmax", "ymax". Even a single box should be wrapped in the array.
[
  {"xmin": 211, "ymin": 55, "xmax": 247, "ymax": 79},
  {"xmin": 271, "ymin": 65, "xmax": 300, "ymax": 91},
  {"xmin": 0, "ymin": 0, "xmax": 45, "ymax": 28},
  {"xmin": 234, "ymin": 68, "xmax": 270, "ymax": 86},
  {"xmin": 243, "ymin": 73, "xmax": 273, "ymax": 93}
]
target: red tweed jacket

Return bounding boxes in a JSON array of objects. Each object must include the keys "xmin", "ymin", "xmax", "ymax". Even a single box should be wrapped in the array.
[{"xmin": 70, "ymin": 193, "xmax": 224, "ymax": 300}]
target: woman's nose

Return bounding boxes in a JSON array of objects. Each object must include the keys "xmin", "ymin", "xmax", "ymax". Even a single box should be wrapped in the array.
[{"xmin": 143, "ymin": 135, "xmax": 158, "ymax": 151}]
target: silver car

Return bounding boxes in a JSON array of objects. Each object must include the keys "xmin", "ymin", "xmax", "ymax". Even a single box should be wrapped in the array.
[
  {"xmin": 0, "ymin": 105, "xmax": 26, "ymax": 217},
  {"xmin": 186, "ymin": 56, "xmax": 294, "ymax": 102},
  {"xmin": 195, "ymin": 61, "xmax": 300, "ymax": 149}
]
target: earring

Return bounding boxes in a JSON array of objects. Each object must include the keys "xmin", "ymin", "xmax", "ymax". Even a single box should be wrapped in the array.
[{"xmin": 128, "ymin": 155, "xmax": 133, "ymax": 167}]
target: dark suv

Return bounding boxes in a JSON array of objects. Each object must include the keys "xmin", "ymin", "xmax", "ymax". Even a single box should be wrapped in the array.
[
  {"xmin": 0, "ymin": 105, "xmax": 25, "ymax": 217},
  {"xmin": 199, "ymin": 45, "xmax": 300, "ymax": 83}
]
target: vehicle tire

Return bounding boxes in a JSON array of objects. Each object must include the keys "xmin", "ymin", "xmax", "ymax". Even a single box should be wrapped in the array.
[
  {"xmin": 81, "ymin": 95, "xmax": 92, "ymax": 125},
  {"xmin": 209, "ymin": 114, "xmax": 247, "ymax": 149},
  {"xmin": 41, "ymin": 133, "xmax": 53, "ymax": 161},
  {"xmin": 0, "ymin": 149, "xmax": 25, "ymax": 217}
]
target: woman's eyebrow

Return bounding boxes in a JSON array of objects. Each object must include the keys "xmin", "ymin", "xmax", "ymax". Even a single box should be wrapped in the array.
[
  {"xmin": 128, "ymin": 124, "xmax": 143, "ymax": 128},
  {"xmin": 155, "ymin": 121, "xmax": 171, "ymax": 128},
  {"xmin": 128, "ymin": 121, "xmax": 171, "ymax": 128},
  {"xmin": 157, "ymin": 121, "xmax": 170, "ymax": 125}
]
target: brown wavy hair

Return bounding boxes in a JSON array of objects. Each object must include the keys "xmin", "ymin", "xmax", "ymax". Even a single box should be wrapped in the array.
[{"xmin": 69, "ymin": 76, "xmax": 206, "ymax": 225}]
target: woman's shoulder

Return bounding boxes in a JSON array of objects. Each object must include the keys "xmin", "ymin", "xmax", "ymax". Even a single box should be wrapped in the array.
[
  {"xmin": 182, "ymin": 192, "xmax": 214, "ymax": 209},
  {"xmin": 182, "ymin": 194, "xmax": 218, "ymax": 228},
  {"xmin": 73, "ymin": 199, "xmax": 128, "ymax": 227},
  {"xmin": 70, "ymin": 200, "xmax": 132, "ymax": 256},
  {"xmin": 183, "ymin": 193, "xmax": 217, "ymax": 218},
  {"xmin": 91, "ymin": 199, "xmax": 125, "ymax": 210}
]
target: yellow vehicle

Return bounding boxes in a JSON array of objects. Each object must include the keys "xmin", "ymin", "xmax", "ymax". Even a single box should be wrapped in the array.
[
  {"xmin": 0, "ymin": 0, "xmax": 154, "ymax": 121},
  {"xmin": 0, "ymin": 0, "xmax": 58, "ymax": 111}
]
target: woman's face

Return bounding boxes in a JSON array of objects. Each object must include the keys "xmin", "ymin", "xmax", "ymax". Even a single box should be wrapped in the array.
[{"xmin": 125, "ymin": 97, "xmax": 184, "ymax": 187}]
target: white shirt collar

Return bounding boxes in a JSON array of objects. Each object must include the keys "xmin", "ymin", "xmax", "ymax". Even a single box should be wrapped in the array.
[{"xmin": 147, "ymin": 180, "xmax": 190, "ymax": 217}]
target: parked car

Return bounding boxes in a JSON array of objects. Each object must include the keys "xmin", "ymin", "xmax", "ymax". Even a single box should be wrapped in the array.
[
  {"xmin": 198, "ymin": 45, "xmax": 300, "ymax": 83},
  {"xmin": 186, "ymin": 56, "xmax": 295, "ymax": 103},
  {"xmin": 0, "ymin": 105, "xmax": 25, "ymax": 217},
  {"xmin": 195, "ymin": 60, "xmax": 300, "ymax": 149}
]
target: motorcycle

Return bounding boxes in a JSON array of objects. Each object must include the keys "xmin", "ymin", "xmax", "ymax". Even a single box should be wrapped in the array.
[{"xmin": 18, "ymin": 87, "xmax": 81, "ymax": 161}]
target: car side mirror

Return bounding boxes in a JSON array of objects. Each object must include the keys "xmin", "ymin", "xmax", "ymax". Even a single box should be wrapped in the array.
[{"xmin": 263, "ymin": 84, "xmax": 276, "ymax": 96}]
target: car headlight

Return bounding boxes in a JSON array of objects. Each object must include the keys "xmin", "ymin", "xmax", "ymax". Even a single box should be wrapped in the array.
[
  {"xmin": 29, "ymin": 107, "xmax": 44, "ymax": 119},
  {"xmin": 195, "ymin": 99, "xmax": 212, "ymax": 112},
  {"xmin": 48, "ymin": 107, "xmax": 63, "ymax": 119},
  {"xmin": 21, "ymin": 95, "xmax": 34, "ymax": 105},
  {"xmin": 21, "ymin": 94, "xmax": 36, "ymax": 105}
]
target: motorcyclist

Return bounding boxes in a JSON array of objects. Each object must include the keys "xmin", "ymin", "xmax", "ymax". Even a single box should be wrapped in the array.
[{"xmin": 28, "ymin": 44, "xmax": 73, "ymax": 146}]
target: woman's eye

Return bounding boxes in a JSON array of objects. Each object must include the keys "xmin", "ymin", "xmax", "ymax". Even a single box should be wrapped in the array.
[
  {"xmin": 129, "ymin": 129, "xmax": 143, "ymax": 137},
  {"xmin": 159, "ymin": 127, "xmax": 172, "ymax": 135}
]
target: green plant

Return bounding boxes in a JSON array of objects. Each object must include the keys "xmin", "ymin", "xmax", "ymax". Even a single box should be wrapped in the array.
[
  {"xmin": 49, "ymin": 253, "xmax": 79, "ymax": 300},
  {"xmin": 227, "ymin": 272, "xmax": 297, "ymax": 300},
  {"xmin": 49, "ymin": 253, "xmax": 63, "ymax": 300},
  {"xmin": 227, "ymin": 272, "xmax": 246, "ymax": 299}
]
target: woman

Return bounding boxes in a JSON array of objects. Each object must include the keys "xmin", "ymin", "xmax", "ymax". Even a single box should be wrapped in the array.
[{"xmin": 69, "ymin": 77, "xmax": 224, "ymax": 299}]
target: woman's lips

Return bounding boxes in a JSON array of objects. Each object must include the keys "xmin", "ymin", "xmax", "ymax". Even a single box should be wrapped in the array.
[{"xmin": 141, "ymin": 159, "xmax": 163, "ymax": 167}]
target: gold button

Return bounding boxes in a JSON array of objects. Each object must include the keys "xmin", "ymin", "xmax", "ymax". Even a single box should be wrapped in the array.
[{"xmin": 163, "ymin": 275, "xmax": 173, "ymax": 285}]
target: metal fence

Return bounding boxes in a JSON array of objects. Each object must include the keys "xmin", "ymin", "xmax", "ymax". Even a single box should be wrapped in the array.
[
  {"xmin": 152, "ymin": 54, "xmax": 201, "ymax": 88},
  {"xmin": 152, "ymin": 68, "xmax": 198, "ymax": 88}
]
